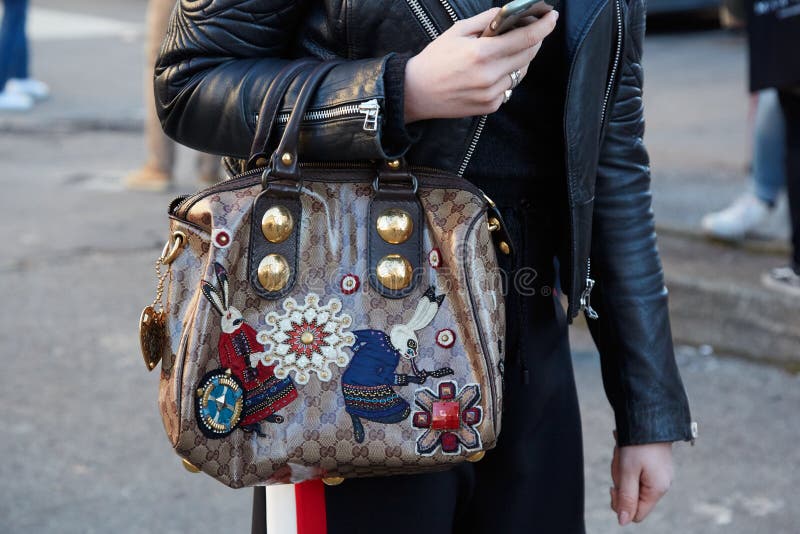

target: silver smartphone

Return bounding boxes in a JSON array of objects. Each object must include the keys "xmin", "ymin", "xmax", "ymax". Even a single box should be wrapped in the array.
[{"xmin": 482, "ymin": 0, "xmax": 556, "ymax": 37}]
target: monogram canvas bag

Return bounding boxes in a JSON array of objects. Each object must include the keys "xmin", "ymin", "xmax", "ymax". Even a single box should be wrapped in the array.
[{"xmin": 139, "ymin": 61, "xmax": 513, "ymax": 488}]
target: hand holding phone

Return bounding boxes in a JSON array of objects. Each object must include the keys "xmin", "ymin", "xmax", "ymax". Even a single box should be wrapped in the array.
[{"xmin": 482, "ymin": 0, "xmax": 556, "ymax": 37}]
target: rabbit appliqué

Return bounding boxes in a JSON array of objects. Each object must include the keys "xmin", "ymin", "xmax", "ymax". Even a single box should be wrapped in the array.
[
  {"xmin": 195, "ymin": 263, "xmax": 298, "ymax": 438},
  {"xmin": 341, "ymin": 286, "xmax": 455, "ymax": 443}
]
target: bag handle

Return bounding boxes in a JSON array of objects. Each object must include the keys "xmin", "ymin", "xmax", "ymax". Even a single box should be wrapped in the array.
[
  {"xmin": 247, "ymin": 58, "xmax": 318, "ymax": 170},
  {"xmin": 264, "ymin": 59, "xmax": 343, "ymax": 183}
]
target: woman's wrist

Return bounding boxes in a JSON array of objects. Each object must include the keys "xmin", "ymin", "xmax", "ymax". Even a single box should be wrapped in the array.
[{"xmin": 403, "ymin": 54, "xmax": 424, "ymax": 123}]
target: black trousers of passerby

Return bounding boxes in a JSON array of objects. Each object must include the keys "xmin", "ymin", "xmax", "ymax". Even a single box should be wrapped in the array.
[
  {"xmin": 325, "ymin": 196, "xmax": 586, "ymax": 534},
  {"xmin": 778, "ymin": 90, "xmax": 800, "ymax": 271}
]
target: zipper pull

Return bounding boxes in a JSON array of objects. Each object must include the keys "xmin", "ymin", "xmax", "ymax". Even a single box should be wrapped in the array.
[
  {"xmin": 580, "ymin": 277, "xmax": 599, "ymax": 320},
  {"xmin": 358, "ymin": 99, "xmax": 380, "ymax": 131}
]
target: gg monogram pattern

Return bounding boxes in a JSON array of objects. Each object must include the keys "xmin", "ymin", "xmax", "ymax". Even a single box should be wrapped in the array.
[{"xmin": 157, "ymin": 172, "xmax": 506, "ymax": 488}]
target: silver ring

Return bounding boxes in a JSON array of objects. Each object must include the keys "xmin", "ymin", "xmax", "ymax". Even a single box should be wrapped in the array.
[
  {"xmin": 509, "ymin": 69, "xmax": 522, "ymax": 89},
  {"xmin": 503, "ymin": 89, "xmax": 513, "ymax": 104}
]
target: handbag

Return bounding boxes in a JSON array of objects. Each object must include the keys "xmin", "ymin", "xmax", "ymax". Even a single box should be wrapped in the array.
[{"xmin": 139, "ymin": 60, "xmax": 514, "ymax": 488}]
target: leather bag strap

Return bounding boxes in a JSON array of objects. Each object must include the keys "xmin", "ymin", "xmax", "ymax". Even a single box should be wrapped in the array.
[
  {"xmin": 247, "ymin": 58, "xmax": 319, "ymax": 170},
  {"xmin": 265, "ymin": 60, "xmax": 343, "ymax": 182}
]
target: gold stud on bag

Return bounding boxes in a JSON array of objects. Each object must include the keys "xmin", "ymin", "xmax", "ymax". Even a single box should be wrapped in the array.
[{"xmin": 141, "ymin": 61, "xmax": 514, "ymax": 488}]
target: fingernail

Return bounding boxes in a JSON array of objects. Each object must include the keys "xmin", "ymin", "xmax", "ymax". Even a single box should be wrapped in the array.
[
  {"xmin": 619, "ymin": 511, "xmax": 630, "ymax": 526},
  {"xmin": 552, "ymin": 10, "xmax": 560, "ymax": 20}
]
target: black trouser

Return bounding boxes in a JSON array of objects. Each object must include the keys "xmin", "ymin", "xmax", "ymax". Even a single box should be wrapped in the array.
[
  {"xmin": 326, "ymin": 199, "xmax": 586, "ymax": 534},
  {"xmin": 778, "ymin": 89, "xmax": 800, "ymax": 271}
]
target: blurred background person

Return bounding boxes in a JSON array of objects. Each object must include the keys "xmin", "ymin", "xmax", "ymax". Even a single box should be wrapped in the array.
[
  {"xmin": 703, "ymin": 0, "xmax": 786, "ymax": 241},
  {"xmin": 746, "ymin": 0, "xmax": 800, "ymax": 295},
  {"xmin": 702, "ymin": 89, "xmax": 786, "ymax": 240},
  {"xmin": 124, "ymin": 0, "xmax": 219, "ymax": 192},
  {"xmin": 0, "ymin": 0, "xmax": 49, "ymax": 111}
]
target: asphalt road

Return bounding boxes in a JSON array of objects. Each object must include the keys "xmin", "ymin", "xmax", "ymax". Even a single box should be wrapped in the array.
[{"xmin": 1, "ymin": 3, "xmax": 798, "ymax": 533}]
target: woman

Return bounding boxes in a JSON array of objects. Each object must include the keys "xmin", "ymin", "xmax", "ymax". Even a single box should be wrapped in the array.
[{"xmin": 154, "ymin": 0, "xmax": 695, "ymax": 531}]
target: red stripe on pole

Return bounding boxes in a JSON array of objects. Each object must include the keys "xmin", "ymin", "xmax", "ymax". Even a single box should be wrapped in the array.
[{"xmin": 295, "ymin": 480, "xmax": 327, "ymax": 534}]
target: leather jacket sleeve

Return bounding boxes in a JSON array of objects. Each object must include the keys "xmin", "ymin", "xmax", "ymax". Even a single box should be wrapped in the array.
[
  {"xmin": 586, "ymin": 0, "xmax": 693, "ymax": 447},
  {"xmin": 153, "ymin": 0, "xmax": 411, "ymax": 161}
]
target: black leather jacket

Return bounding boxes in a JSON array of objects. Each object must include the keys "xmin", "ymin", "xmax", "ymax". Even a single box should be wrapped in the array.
[{"xmin": 154, "ymin": 0, "xmax": 693, "ymax": 446}]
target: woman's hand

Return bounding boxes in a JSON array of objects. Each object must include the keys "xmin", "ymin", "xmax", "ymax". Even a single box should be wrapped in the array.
[
  {"xmin": 404, "ymin": 8, "xmax": 559, "ymax": 123},
  {"xmin": 610, "ymin": 435, "xmax": 675, "ymax": 526}
]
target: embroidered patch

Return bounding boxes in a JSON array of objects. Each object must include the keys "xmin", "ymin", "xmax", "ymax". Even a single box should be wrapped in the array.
[
  {"xmin": 412, "ymin": 380, "xmax": 483, "ymax": 456},
  {"xmin": 428, "ymin": 248, "xmax": 442, "ymax": 269},
  {"xmin": 195, "ymin": 369, "xmax": 245, "ymax": 438},
  {"xmin": 435, "ymin": 328, "xmax": 456, "ymax": 348},
  {"xmin": 196, "ymin": 263, "xmax": 298, "ymax": 438},
  {"xmin": 342, "ymin": 286, "xmax": 454, "ymax": 443},
  {"xmin": 340, "ymin": 274, "xmax": 360, "ymax": 295},
  {"xmin": 211, "ymin": 229, "xmax": 232, "ymax": 249},
  {"xmin": 257, "ymin": 293, "xmax": 355, "ymax": 385}
]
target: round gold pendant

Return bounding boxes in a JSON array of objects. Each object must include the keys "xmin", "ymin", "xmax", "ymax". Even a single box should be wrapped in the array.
[{"xmin": 139, "ymin": 305, "xmax": 167, "ymax": 372}]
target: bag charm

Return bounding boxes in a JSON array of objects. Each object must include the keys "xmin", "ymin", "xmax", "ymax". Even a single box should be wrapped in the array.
[{"xmin": 139, "ymin": 231, "xmax": 185, "ymax": 371}]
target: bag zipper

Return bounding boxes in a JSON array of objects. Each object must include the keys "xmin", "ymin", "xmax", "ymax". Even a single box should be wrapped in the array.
[{"xmin": 171, "ymin": 161, "xmax": 490, "ymax": 219}]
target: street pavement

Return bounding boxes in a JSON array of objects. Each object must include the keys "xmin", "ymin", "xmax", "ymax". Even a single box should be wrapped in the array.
[{"xmin": 1, "ymin": 2, "xmax": 798, "ymax": 533}]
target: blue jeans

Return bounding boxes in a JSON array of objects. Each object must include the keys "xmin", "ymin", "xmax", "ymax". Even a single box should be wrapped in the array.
[
  {"xmin": 0, "ymin": 0, "xmax": 29, "ymax": 90},
  {"xmin": 752, "ymin": 89, "xmax": 787, "ymax": 205}
]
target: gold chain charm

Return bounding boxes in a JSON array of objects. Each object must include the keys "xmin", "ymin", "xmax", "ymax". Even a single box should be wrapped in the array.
[{"xmin": 139, "ymin": 231, "xmax": 185, "ymax": 372}]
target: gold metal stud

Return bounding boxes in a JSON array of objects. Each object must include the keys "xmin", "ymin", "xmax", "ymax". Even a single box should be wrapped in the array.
[
  {"xmin": 498, "ymin": 241, "xmax": 511, "ymax": 255},
  {"xmin": 261, "ymin": 205, "xmax": 294, "ymax": 243},
  {"xmin": 466, "ymin": 451, "xmax": 486, "ymax": 463},
  {"xmin": 322, "ymin": 476, "xmax": 345, "ymax": 486},
  {"xmin": 182, "ymin": 458, "xmax": 201, "ymax": 473},
  {"xmin": 376, "ymin": 254, "xmax": 413, "ymax": 290},
  {"xmin": 487, "ymin": 217, "xmax": 501, "ymax": 232},
  {"xmin": 281, "ymin": 152, "xmax": 293, "ymax": 166},
  {"xmin": 387, "ymin": 159, "xmax": 401, "ymax": 170},
  {"xmin": 376, "ymin": 208, "xmax": 414, "ymax": 244},
  {"xmin": 255, "ymin": 157, "xmax": 268, "ymax": 167},
  {"xmin": 257, "ymin": 254, "xmax": 290, "ymax": 292},
  {"xmin": 301, "ymin": 332, "xmax": 314, "ymax": 345}
]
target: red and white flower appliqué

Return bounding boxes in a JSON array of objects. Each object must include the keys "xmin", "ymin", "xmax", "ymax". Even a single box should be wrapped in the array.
[
  {"xmin": 435, "ymin": 328, "xmax": 456, "ymax": 348},
  {"xmin": 211, "ymin": 229, "xmax": 232, "ymax": 249},
  {"xmin": 428, "ymin": 248, "xmax": 442, "ymax": 269},
  {"xmin": 340, "ymin": 274, "xmax": 360, "ymax": 295},
  {"xmin": 412, "ymin": 381, "xmax": 483, "ymax": 456},
  {"xmin": 256, "ymin": 294, "xmax": 355, "ymax": 384}
]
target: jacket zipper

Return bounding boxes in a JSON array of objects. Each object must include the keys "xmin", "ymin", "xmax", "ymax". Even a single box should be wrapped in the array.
[
  {"xmin": 405, "ymin": 0, "xmax": 484, "ymax": 177},
  {"xmin": 274, "ymin": 98, "xmax": 381, "ymax": 132},
  {"xmin": 578, "ymin": 0, "xmax": 622, "ymax": 320},
  {"xmin": 600, "ymin": 0, "xmax": 623, "ymax": 129}
]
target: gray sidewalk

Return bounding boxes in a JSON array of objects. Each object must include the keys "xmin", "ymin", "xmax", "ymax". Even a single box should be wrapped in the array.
[{"xmin": 1, "ymin": 3, "xmax": 798, "ymax": 533}]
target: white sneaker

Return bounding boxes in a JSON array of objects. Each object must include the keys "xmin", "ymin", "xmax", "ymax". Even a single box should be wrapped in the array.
[
  {"xmin": 761, "ymin": 266, "xmax": 800, "ymax": 298},
  {"xmin": 6, "ymin": 78, "xmax": 50, "ymax": 101},
  {"xmin": 701, "ymin": 192, "xmax": 772, "ymax": 241},
  {"xmin": 0, "ymin": 89, "xmax": 34, "ymax": 111}
]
